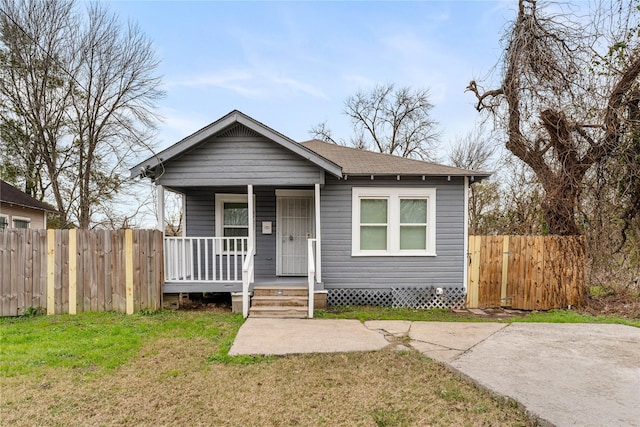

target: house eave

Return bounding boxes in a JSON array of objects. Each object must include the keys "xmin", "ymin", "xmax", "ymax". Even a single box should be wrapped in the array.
[
  {"xmin": 0, "ymin": 201, "xmax": 59, "ymax": 213},
  {"xmin": 342, "ymin": 172, "xmax": 492, "ymax": 181}
]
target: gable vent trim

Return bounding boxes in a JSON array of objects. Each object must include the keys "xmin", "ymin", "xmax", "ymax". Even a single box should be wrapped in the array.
[{"xmin": 218, "ymin": 124, "xmax": 263, "ymax": 138}]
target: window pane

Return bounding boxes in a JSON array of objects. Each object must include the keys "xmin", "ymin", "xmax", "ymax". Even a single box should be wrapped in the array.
[
  {"xmin": 400, "ymin": 225, "xmax": 426, "ymax": 250},
  {"xmin": 0, "ymin": 217, "xmax": 7, "ymax": 229},
  {"xmin": 223, "ymin": 227, "xmax": 249, "ymax": 237},
  {"xmin": 223, "ymin": 202, "xmax": 248, "ymax": 226},
  {"xmin": 400, "ymin": 199, "xmax": 427, "ymax": 224},
  {"xmin": 13, "ymin": 219, "xmax": 29, "ymax": 229},
  {"xmin": 360, "ymin": 199, "xmax": 387, "ymax": 223},
  {"xmin": 360, "ymin": 226, "xmax": 387, "ymax": 250}
]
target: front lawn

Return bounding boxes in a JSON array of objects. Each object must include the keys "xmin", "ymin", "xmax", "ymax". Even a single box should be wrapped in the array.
[{"xmin": 0, "ymin": 311, "xmax": 535, "ymax": 426}]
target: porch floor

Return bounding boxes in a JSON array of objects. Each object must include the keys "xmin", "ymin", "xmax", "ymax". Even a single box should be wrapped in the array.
[{"xmin": 163, "ymin": 276, "xmax": 315, "ymax": 294}]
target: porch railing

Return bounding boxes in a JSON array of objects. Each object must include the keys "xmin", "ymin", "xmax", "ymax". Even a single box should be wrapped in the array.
[
  {"xmin": 307, "ymin": 238, "xmax": 316, "ymax": 318},
  {"xmin": 164, "ymin": 237, "xmax": 248, "ymax": 282},
  {"xmin": 242, "ymin": 245, "xmax": 255, "ymax": 318}
]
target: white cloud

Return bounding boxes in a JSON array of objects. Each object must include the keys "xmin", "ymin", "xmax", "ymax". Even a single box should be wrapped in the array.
[
  {"xmin": 167, "ymin": 70, "xmax": 265, "ymax": 98},
  {"xmin": 271, "ymin": 76, "xmax": 328, "ymax": 99}
]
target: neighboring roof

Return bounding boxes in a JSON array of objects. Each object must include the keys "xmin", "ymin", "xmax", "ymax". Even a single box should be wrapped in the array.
[
  {"xmin": 130, "ymin": 110, "xmax": 343, "ymax": 179},
  {"xmin": 301, "ymin": 139, "xmax": 491, "ymax": 178},
  {"xmin": 0, "ymin": 180, "xmax": 58, "ymax": 212}
]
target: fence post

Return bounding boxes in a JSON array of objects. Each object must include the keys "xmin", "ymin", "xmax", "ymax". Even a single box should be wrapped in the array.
[
  {"xmin": 46, "ymin": 229, "xmax": 55, "ymax": 315},
  {"xmin": 68, "ymin": 229, "xmax": 77, "ymax": 315},
  {"xmin": 467, "ymin": 235, "xmax": 481, "ymax": 308},
  {"xmin": 500, "ymin": 235, "xmax": 510, "ymax": 307},
  {"xmin": 125, "ymin": 229, "xmax": 134, "ymax": 315}
]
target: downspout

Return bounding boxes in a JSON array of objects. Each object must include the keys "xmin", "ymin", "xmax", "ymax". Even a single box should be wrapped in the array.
[
  {"xmin": 463, "ymin": 177, "xmax": 469, "ymax": 294},
  {"xmin": 314, "ymin": 183, "xmax": 321, "ymax": 282}
]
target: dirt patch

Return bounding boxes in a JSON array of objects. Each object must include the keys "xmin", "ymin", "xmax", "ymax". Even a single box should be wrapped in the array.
[
  {"xmin": 172, "ymin": 292, "xmax": 233, "ymax": 313},
  {"xmin": 581, "ymin": 294, "xmax": 640, "ymax": 319}
]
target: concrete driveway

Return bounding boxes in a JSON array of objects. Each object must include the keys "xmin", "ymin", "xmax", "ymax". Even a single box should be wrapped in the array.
[
  {"xmin": 230, "ymin": 319, "xmax": 640, "ymax": 427},
  {"xmin": 449, "ymin": 323, "xmax": 640, "ymax": 427}
]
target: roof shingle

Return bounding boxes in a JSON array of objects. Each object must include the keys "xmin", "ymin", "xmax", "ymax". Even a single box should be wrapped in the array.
[
  {"xmin": 0, "ymin": 180, "xmax": 58, "ymax": 212},
  {"xmin": 300, "ymin": 139, "xmax": 491, "ymax": 177}
]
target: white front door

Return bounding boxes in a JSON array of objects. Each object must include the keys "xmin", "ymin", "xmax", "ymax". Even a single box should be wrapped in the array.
[{"xmin": 276, "ymin": 191, "xmax": 314, "ymax": 276}]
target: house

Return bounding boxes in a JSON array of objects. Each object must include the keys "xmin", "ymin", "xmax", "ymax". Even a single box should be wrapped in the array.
[
  {"xmin": 131, "ymin": 110, "xmax": 490, "ymax": 317},
  {"xmin": 0, "ymin": 180, "xmax": 57, "ymax": 229}
]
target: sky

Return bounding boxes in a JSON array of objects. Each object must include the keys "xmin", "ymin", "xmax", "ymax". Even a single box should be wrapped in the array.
[{"xmin": 106, "ymin": 0, "xmax": 519, "ymax": 162}]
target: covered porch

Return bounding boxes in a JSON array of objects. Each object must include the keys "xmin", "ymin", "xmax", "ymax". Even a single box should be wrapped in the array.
[{"xmin": 156, "ymin": 183, "xmax": 324, "ymax": 318}]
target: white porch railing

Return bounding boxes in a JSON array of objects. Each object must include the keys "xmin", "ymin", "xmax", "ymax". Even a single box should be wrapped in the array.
[
  {"xmin": 241, "ymin": 245, "xmax": 255, "ymax": 318},
  {"xmin": 307, "ymin": 238, "xmax": 316, "ymax": 318},
  {"xmin": 164, "ymin": 237, "xmax": 248, "ymax": 282}
]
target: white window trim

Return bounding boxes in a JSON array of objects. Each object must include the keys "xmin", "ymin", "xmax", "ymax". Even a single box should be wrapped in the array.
[
  {"xmin": 352, "ymin": 187, "xmax": 436, "ymax": 257},
  {"xmin": 0, "ymin": 214, "xmax": 8, "ymax": 229},
  {"xmin": 12, "ymin": 216, "xmax": 31, "ymax": 229},
  {"xmin": 215, "ymin": 194, "xmax": 254, "ymax": 253}
]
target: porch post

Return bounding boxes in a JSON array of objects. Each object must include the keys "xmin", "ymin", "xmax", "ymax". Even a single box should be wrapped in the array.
[
  {"xmin": 315, "ymin": 183, "xmax": 322, "ymax": 282},
  {"xmin": 244, "ymin": 184, "xmax": 254, "ymax": 318},
  {"xmin": 248, "ymin": 184, "xmax": 254, "ymax": 256},
  {"xmin": 156, "ymin": 185, "xmax": 165, "ymax": 233}
]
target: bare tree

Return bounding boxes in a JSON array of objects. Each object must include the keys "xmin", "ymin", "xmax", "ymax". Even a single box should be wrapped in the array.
[
  {"xmin": 448, "ymin": 126, "xmax": 501, "ymax": 234},
  {"xmin": 0, "ymin": 0, "xmax": 76, "ymax": 225},
  {"xmin": 69, "ymin": 3, "xmax": 163, "ymax": 228},
  {"xmin": 311, "ymin": 83, "xmax": 440, "ymax": 160},
  {"xmin": 0, "ymin": 0, "xmax": 163, "ymax": 228},
  {"xmin": 308, "ymin": 120, "xmax": 340, "ymax": 145},
  {"xmin": 467, "ymin": 0, "xmax": 640, "ymax": 236}
]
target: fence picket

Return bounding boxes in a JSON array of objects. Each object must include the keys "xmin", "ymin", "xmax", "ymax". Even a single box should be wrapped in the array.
[
  {"xmin": 0, "ymin": 229, "xmax": 164, "ymax": 317},
  {"xmin": 467, "ymin": 235, "xmax": 585, "ymax": 310}
]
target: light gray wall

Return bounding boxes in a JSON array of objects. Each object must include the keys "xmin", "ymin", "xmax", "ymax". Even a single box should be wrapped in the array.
[
  {"xmin": 180, "ymin": 175, "xmax": 467, "ymax": 289},
  {"xmin": 319, "ymin": 175, "xmax": 466, "ymax": 289},
  {"xmin": 157, "ymin": 134, "xmax": 324, "ymax": 187}
]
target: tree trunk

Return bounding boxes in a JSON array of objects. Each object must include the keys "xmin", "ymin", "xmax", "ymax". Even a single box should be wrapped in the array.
[{"xmin": 539, "ymin": 175, "xmax": 581, "ymax": 235}]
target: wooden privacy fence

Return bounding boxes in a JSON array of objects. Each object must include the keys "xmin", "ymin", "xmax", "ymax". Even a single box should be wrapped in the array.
[
  {"xmin": 0, "ymin": 229, "xmax": 163, "ymax": 317},
  {"xmin": 467, "ymin": 235, "xmax": 585, "ymax": 310}
]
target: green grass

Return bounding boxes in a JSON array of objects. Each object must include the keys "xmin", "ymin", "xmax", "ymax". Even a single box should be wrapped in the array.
[
  {"xmin": 316, "ymin": 306, "xmax": 640, "ymax": 327},
  {"xmin": 2, "ymin": 305, "xmax": 636, "ymax": 380},
  {"xmin": 315, "ymin": 306, "xmax": 492, "ymax": 322},
  {"xmin": 0, "ymin": 310, "xmax": 249, "ymax": 377},
  {"xmin": 510, "ymin": 309, "xmax": 640, "ymax": 327},
  {"xmin": 0, "ymin": 313, "xmax": 537, "ymax": 426}
]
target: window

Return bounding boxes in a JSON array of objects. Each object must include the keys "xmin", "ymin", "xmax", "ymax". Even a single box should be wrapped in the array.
[
  {"xmin": 0, "ymin": 215, "xmax": 7, "ymax": 230},
  {"xmin": 12, "ymin": 217, "xmax": 30, "ymax": 229},
  {"xmin": 215, "ymin": 194, "xmax": 249, "ymax": 251},
  {"xmin": 352, "ymin": 187, "xmax": 436, "ymax": 256}
]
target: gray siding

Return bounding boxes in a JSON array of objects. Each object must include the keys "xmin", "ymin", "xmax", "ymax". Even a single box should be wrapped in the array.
[
  {"xmin": 157, "ymin": 135, "xmax": 324, "ymax": 187},
  {"xmin": 179, "ymin": 175, "xmax": 466, "ymax": 290},
  {"xmin": 319, "ymin": 176, "xmax": 466, "ymax": 289}
]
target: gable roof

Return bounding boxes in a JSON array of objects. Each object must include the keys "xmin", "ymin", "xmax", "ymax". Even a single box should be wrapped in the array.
[
  {"xmin": 301, "ymin": 139, "xmax": 491, "ymax": 178},
  {"xmin": 130, "ymin": 110, "xmax": 342, "ymax": 179},
  {"xmin": 0, "ymin": 180, "xmax": 58, "ymax": 212}
]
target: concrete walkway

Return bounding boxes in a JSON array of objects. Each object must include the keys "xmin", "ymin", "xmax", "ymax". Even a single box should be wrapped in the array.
[{"xmin": 229, "ymin": 318, "xmax": 640, "ymax": 427}]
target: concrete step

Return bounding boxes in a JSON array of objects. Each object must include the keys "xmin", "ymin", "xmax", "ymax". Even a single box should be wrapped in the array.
[
  {"xmin": 251, "ymin": 295, "xmax": 308, "ymax": 307},
  {"xmin": 249, "ymin": 305, "xmax": 308, "ymax": 318},
  {"xmin": 252, "ymin": 286, "xmax": 308, "ymax": 297}
]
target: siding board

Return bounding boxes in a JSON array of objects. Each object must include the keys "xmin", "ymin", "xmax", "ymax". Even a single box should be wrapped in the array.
[
  {"xmin": 320, "ymin": 176, "xmax": 465, "ymax": 290},
  {"xmin": 180, "ymin": 175, "xmax": 467, "ymax": 291},
  {"xmin": 158, "ymin": 137, "xmax": 323, "ymax": 187}
]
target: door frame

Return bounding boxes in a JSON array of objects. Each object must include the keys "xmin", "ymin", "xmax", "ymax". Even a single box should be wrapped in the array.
[{"xmin": 275, "ymin": 189, "xmax": 315, "ymax": 276}]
